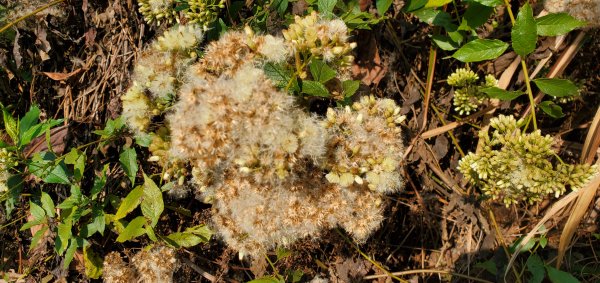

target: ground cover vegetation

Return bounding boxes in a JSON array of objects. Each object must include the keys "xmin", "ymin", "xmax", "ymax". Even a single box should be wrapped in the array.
[{"xmin": 0, "ymin": 0, "xmax": 599, "ymax": 282}]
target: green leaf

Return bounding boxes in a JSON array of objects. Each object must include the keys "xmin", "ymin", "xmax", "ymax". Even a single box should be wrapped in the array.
[
  {"xmin": 56, "ymin": 220, "xmax": 73, "ymax": 255},
  {"xmin": 19, "ymin": 119, "xmax": 62, "ymax": 147},
  {"xmin": 164, "ymin": 224, "xmax": 213, "ymax": 248},
  {"xmin": 452, "ymin": 39, "xmax": 508, "ymax": 62},
  {"xmin": 460, "ymin": 2, "xmax": 494, "ymax": 31},
  {"xmin": 93, "ymin": 116, "xmax": 125, "ymax": 139},
  {"xmin": 431, "ymin": 34, "xmax": 460, "ymax": 51},
  {"xmin": 341, "ymin": 80, "xmax": 360, "ymax": 98},
  {"xmin": 146, "ymin": 224, "xmax": 158, "ymax": 241},
  {"xmin": 376, "ymin": 0, "xmax": 393, "ymax": 15},
  {"xmin": 474, "ymin": 259, "xmax": 497, "ymax": 275},
  {"xmin": 535, "ymin": 13, "xmax": 586, "ymax": 36},
  {"xmin": 90, "ymin": 164, "xmax": 108, "ymax": 200},
  {"xmin": 533, "ymin": 78, "xmax": 579, "ymax": 97},
  {"xmin": 302, "ymin": 80, "xmax": 330, "ymax": 97},
  {"xmin": 87, "ymin": 205, "xmax": 106, "ymax": 236},
  {"xmin": 318, "ymin": 0, "xmax": 336, "ymax": 17},
  {"xmin": 83, "ymin": 245, "xmax": 103, "ymax": 279},
  {"xmin": 30, "ymin": 201, "xmax": 46, "ymax": 220},
  {"xmin": 64, "ymin": 148, "xmax": 86, "ymax": 182},
  {"xmin": 141, "ymin": 174, "xmax": 164, "ymax": 228},
  {"xmin": 271, "ymin": 0, "xmax": 289, "ymax": 15},
  {"xmin": 264, "ymin": 62, "xmax": 296, "ymax": 90},
  {"xmin": 468, "ymin": 0, "xmax": 502, "ymax": 7},
  {"xmin": 403, "ymin": 0, "xmax": 428, "ymax": 12},
  {"xmin": 480, "ymin": 87, "xmax": 524, "ymax": 101},
  {"xmin": 119, "ymin": 147, "xmax": 138, "ymax": 184},
  {"xmin": 414, "ymin": 8, "xmax": 456, "ymax": 30},
  {"xmin": 511, "ymin": 3, "xmax": 537, "ymax": 57},
  {"xmin": 526, "ymin": 255, "xmax": 545, "ymax": 283},
  {"xmin": 309, "ymin": 60, "xmax": 337, "ymax": 83},
  {"xmin": 19, "ymin": 105, "xmax": 40, "ymax": 138},
  {"xmin": 116, "ymin": 216, "xmax": 147, "ymax": 242},
  {"xmin": 247, "ymin": 277, "xmax": 284, "ymax": 283},
  {"xmin": 546, "ymin": 266, "xmax": 580, "ymax": 283},
  {"xmin": 539, "ymin": 101, "xmax": 565, "ymax": 118},
  {"xmin": 1, "ymin": 106, "xmax": 18, "ymax": 143},
  {"xmin": 63, "ymin": 238, "xmax": 79, "ymax": 269},
  {"xmin": 40, "ymin": 191, "xmax": 55, "ymax": 218},
  {"xmin": 28, "ymin": 152, "xmax": 71, "ymax": 184},
  {"xmin": 114, "ymin": 185, "xmax": 144, "ymax": 220},
  {"xmin": 539, "ymin": 235, "xmax": 548, "ymax": 248},
  {"xmin": 425, "ymin": 0, "xmax": 452, "ymax": 8},
  {"xmin": 5, "ymin": 175, "xmax": 23, "ymax": 217}
]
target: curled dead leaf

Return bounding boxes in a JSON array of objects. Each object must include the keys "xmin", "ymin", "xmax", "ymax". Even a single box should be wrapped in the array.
[{"xmin": 43, "ymin": 68, "xmax": 82, "ymax": 81}]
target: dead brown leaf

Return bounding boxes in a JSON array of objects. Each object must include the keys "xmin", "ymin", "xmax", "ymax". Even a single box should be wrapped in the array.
[
  {"xmin": 351, "ymin": 31, "xmax": 388, "ymax": 86},
  {"xmin": 42, "ymin": 68, "xmax": 82, "ymax": 81}
]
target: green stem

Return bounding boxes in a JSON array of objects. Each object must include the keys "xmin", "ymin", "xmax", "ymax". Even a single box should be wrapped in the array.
[
  {"xmin": 503, "ymin": 0, "xmax": 537, "ymax": 130},
  {"xmin": 0, "ymin": 0, "xmax": 66, "ymax": 34}
]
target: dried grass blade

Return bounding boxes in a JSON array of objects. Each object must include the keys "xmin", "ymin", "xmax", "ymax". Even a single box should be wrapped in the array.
[{"xmin": 581, "ymin": 107, "xmax": 600, "ymax": 164}]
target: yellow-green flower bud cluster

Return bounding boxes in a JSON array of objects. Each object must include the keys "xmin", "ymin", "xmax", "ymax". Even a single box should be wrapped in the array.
[
  {"xmin": 0, "ymin": 148, "xmax": 15, "ymax": 193},
  {"xmin": 148, "ymin": 129, "xmax": 188, "ymax": 186},
  {"xmin": 185, "ymin": 0, "xmax": 226, "ymax": 30},
  {"xmin": 323, "ymin": 96, "xmax": 406, "ymax": 194},
  {"xmin": 282, "ymin": 12, "xmax": 356, "ymax": 67},
  {"xmin": 447, "ymin": 68, "xmax": 498, "ymax": 115},
  {"xmin": 138, "ymin": 0, "xmax": 179, "ymax": 25},
  {"xmin": 458, "ymin": 115, "xmax": 598, "ymax": 206},
  {"xmin": 137, "ymin": 0, "xmax": 225, "ymax": 28}
]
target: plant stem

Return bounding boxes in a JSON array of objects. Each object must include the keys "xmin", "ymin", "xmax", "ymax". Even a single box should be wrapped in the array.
[
  {"xmin": 503, "ymin": 0, "xmax": 537, "ymax": 130},
  {"xmin": 0, "ymin": 0, "xmax": 66, "ymax": 34}
]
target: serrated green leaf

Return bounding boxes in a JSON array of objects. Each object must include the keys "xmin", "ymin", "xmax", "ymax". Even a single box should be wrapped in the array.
[
  {"xmin": 93, "ymin": 116, "xmax": 125, "ymax": 139},
  {"xmin": 533, "ymin": 78, "xmax": 579, "ymax": 97},
  {"xmin": 403, "ymin": 0, "xmax": 428, "ymax": 12},
  {"xmin": 116, "ymin": 216, "xmax": 147, "ymax": 242},
  {"xmin": 40, "ymin": 191, "xmax": 55, "ymax": 218},
  {"xmin": 5, "ymin": 175, "xmax": 23, "ymax": 217},
  {"xmin": 114, "ymin": 185, "xmax": 143, "ymax": 220},
  {"xmin": 247, "ymin": 277, "xmax": 284, "ymax": 283},
  {"xmin": 425, "ymin": 0, "xmax": 452, "ymax": 8},
  {"xmin": 19, "ymin": 119, "xmax": 62, "ymax": 147},
  {"xmin": 30, "ymin": 200, "xmax": 46, "ymax": 220},
  {"xmin": 146, "ymin": 224, "xmax": 158, "ymax": 241},
  {"xmin": 302, "ymin": 80, "xmax": 330, "ymax": 97},
  {"xmin": 20, "ymin": 218, "xmax": 45, "ymax": 231},
  {"xmin": 63, "ymin": 238, "xmax": 81, "ymax": 269},
  {"xmin": 376, "ymin": 0, "xmax": 393, "ymax": 15},
  {"xmin": 309, "ymin": 60, "xmax": 337, "ymax": 83},
  {"xmin": 536, "ymin": 13, "xmax": 586, "ymax": 36},
  {"xmin": 90, "ymin": 164, "xmax": 108, "ymax": 200},
  {"xmin": 141, "ymin": 174, "xmax": 164, "ymax": 228},
  {"xmin": 546, "ymin": 266, "xmax": 580, "ymax": 283},
  {"xmin": 468, "ymin": 0, "xmax": 502, "ymax": 7},
  {"xmin": 88, "ymin": 205, "xmax": 106, "ymax": 236},
  {"xmin": 165, "ymin": 232, "xmax": 206, "ymax": 248},
  {"xmin": 318, "ymin": 0, "xmax": 336, "ymax": 18},
  {"xmin": 56, "ymin": 220, "xmax": 73, "ymax": 254},
  {"xmin": 452, "ymin": 39, "xmax": 508, "ymax": 62},
  {"xmin": 526, "ymin": 254, "xmax": 545, "ymax": 283},
  {"xmin": 460, "ymin": 2, "xmax": 494, "ymax": 31},
  {"xmin": 264, "ymin": 62, "xmax": 296, "ymax": 90},
  {"xmin": 83, "ymin": 245, "xmax": 103, "ymax": 279},
  {"xmin": 480, "ymin": 87, "xmax": 524, "ymax": 100},
  {"xmin": 431, "ymin": 34, "xmax": 460, "ymax": 50},
  {"xmin": 511, "ymin": 3, "xmax": 537, "ymax": 57},
  {"xmin": 342, "ymin": 80, "xmax": 360, "ymax": 98},
  {"xmin": 539, "ymin": 101, "xmax": 565, "ymax": 118},
  {"xmin": 28, "ymin": 152, "xmax": 71, "ymax": 184},
  {"xmin": 64, "ymin": 148, "xmax": 86, "ymax": 182},
  {"xmin": 19, "ymin": 105, "xmax": 40, "ymax": 138},
  {"xmin": 414, "ymin": 8, "xmax": 456, "ymax": 31},
  {"xmin": 119, "ymin": 147, "xmax": 138, "ymax": 184},
  {"xmin": 1, "ymin": 107, "xmax": 18, "ymax": 143}
]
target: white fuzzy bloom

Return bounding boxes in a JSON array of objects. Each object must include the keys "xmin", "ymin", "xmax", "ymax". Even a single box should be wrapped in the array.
[
  {"xmin": 154, "ymin": 25, "xmax": 204, "ymax": 51},
  {"xmin": 257, "ymin": 35, "xmax": 290, "ymax": 63}
]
